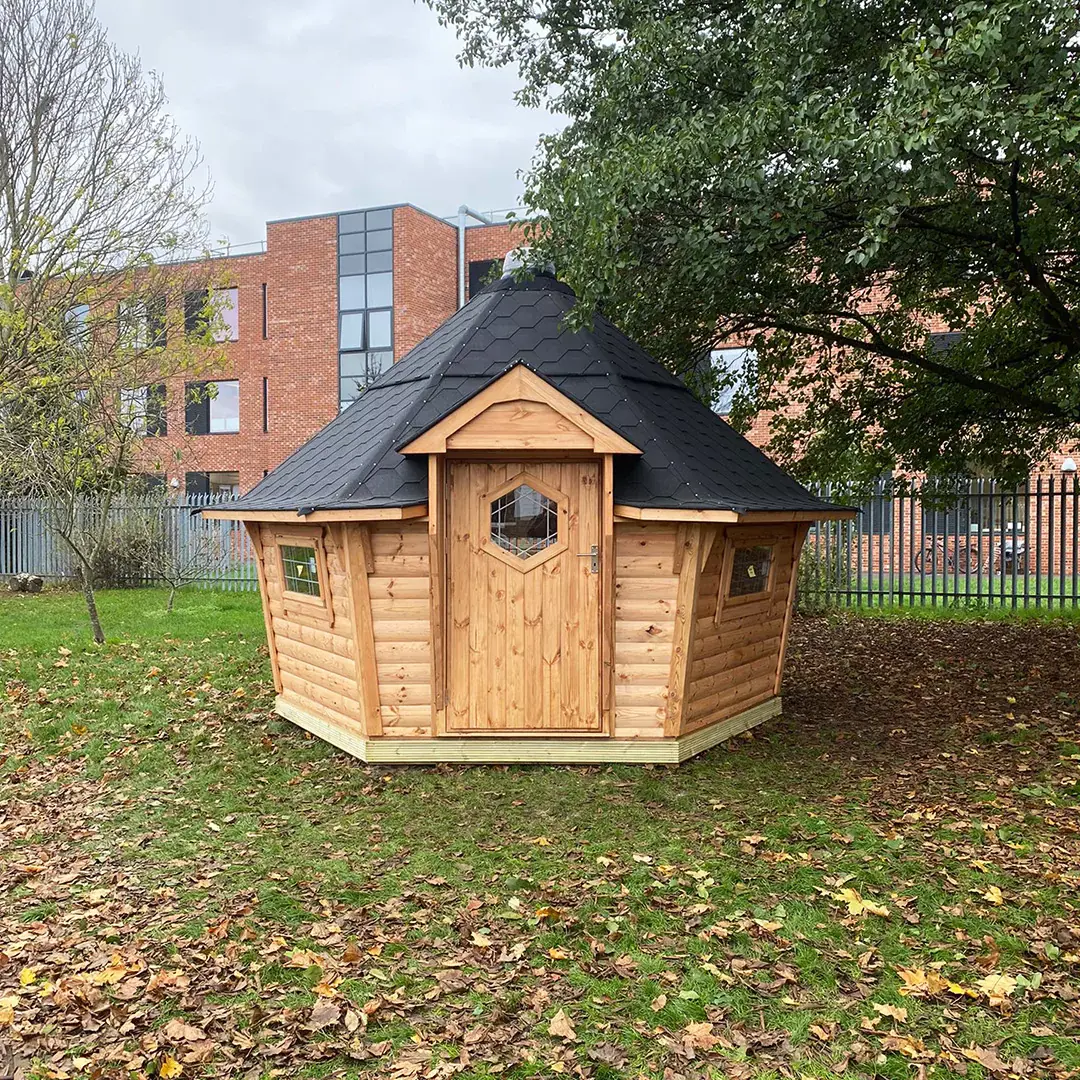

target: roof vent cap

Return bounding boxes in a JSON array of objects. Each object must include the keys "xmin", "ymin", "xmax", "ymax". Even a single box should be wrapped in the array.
[{"xmin": 502, "ymin": 247, "xmax": 556, "ymax": 279}]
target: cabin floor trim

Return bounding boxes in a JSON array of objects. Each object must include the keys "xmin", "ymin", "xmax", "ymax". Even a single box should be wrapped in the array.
[{"xmin": 274, "ymin": 695, "xmax": 781, "ymax": 764}]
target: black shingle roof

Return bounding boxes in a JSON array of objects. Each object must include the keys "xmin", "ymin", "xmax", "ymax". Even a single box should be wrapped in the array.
[{"xmin": 228, "ymin": 273, "xmax": 839, "ymax": 516}]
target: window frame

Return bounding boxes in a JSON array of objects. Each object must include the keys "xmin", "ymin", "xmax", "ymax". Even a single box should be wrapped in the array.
[
  {"xmin": 718, "ymin": 535, "xmax": 777, "ymax": 616},
  {"xmin": 274, "ymin": 528, "xmax": 334, "ymax": 625},
  {"xmin": 709, "ymin": 346, "xmax": 756, "ymax": 416},
  {"xmin": 481, "ymin": 472, "xmax": 568, "ymax": 573}
]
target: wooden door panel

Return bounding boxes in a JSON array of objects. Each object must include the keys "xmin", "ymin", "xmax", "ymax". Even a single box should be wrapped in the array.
[{"xmin": 447, "ymin": 460, "xmax": 601, "ymax": 732}]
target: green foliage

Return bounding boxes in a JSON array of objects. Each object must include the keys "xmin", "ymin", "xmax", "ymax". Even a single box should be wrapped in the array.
[{"xmin": 430, "ymin": 0, "xmax": 1080, "ymax": 483}]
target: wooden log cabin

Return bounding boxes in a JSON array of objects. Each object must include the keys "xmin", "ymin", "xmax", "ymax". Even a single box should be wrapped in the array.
[{"xmin": 205, "ymin": 266, "xmax": 852, "ymax": 763}]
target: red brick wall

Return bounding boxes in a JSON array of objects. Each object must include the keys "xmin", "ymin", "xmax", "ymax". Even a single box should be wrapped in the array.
[
  {"xmin": 464, "ymin": 222, "xmax": 522, "ymax": 300},
  {"xmin": 141, "ymin": 214, "xmax": 339, "ymax": 493},
  {"xmin": 393, "ymin": 206, "xmax": 457, "ymax": 360}
]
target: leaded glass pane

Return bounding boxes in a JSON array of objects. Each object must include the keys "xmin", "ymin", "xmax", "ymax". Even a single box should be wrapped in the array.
[
  {"xmin": 490, "ymin": 485, "xmax": 558, "ymax": 560},
  {"xmin": 281, "ymin": 544, "xmax": 321, "ymax": 596},
  {"xmin": 728, "ymin": 545, "xmax": 773, "ymax": 596}
]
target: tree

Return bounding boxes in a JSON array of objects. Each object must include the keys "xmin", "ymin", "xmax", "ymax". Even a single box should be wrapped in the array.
[
  {"xmin": 120, "ymin": 486, "xmax": 228, "ymax": 613},
  {"xmin": 0, "ymin": 0, "xmax": 223, "ymax": 641},
  {"xmin": 429, "ymin": 0, "xmax": 1080, "ymax": 484}
]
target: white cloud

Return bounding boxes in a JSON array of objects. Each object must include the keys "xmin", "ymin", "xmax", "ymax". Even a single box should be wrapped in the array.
[{"xmin": 94, "ymin": 0, "xmax": 555, "ymax": 244}]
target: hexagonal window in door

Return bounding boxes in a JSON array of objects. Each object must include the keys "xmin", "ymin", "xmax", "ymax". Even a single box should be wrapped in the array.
[{"xmin": 490, "ymin": 483, "xmax": 558, "ymax": 560}]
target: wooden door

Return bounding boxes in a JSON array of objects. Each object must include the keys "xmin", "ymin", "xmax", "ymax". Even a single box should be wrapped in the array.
[{"xmin": 447, "ymin": 460, "xmax": 602, "ymax": 732}]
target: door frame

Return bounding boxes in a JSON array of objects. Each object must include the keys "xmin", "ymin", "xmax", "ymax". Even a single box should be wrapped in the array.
[{"xmin": 437, "ymin": 454, "xmax": 610, "ymax": 736}]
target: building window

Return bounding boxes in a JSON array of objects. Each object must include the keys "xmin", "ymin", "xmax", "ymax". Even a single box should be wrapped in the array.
[
  {"xmin": 490, "ymin": 484, "xmax": 558, "ymax": 560},
  {"xmin": 338, "ymin": 209, "xmax": 394, "ymax": 408},
  {"xmin": 858, "ymin": 474, "xmax": 894, "ymax": 536},
  {"xmin": 185, "ymin": 380, "xmax": 240, "ymax": 434},
  {"xmin": 710, "ymin": 347, "xmax": 755, "ymax": 416},
  {"xmin": 275, "ymin": 531, "xmax": 334, "ymax": 623},
  {"xmin": 280, "ymin": 544, "xmax": 321, "ymax": 597},
  {"xmin": 727, "ymin": 544, "xmax": 774, "ymax": 598},
  {"xmin": 340, "ymin": 352, "xmax": 393, "ymax": 410},
  {"xmin": 119, "ymin": 296, "xmax": 167, "ymax": 349},
  {"xmin": 66, "ymin": 304, "xmax": 90, "ymax": 345},
  {"xmin": 184, "ymin": 471, "xmax": 240, "ymax": 498},
  {"xmin": 262, "ymin": 377, "xmax": 269, "ymax": 433},
  {"xmin": 468, "ymin": 258, "xmax": 500, "ymax": 298},
  {"xmin": 930, "ymin": 332, "xmax": 963, "ymax": 352},
  {"xmin": 261, "ymin": 282, "xmax": 268, "ymax": 338},
  {"xmin": 120, "ymin": 384, "xmax": 167, "ymax": 436},
  {"xmin": 185, "ymin": 288, "xmax": 238, "ymax": 341}
]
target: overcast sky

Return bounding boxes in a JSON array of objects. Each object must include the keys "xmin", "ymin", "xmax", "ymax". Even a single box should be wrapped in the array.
[{"xmin": 94, "ymin": 0, "xmax": 554, "ymax": 248}]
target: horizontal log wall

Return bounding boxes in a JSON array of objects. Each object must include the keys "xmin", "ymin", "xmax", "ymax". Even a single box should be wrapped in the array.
[
  {"xmin": 259, "ymin": 523, "xmax": 366, "ymax": 736},
  {"xmin": 368, "ymin": 522, "xmax": 434, "ymax": 737},
  {"xmin": 682, "ymin": 525, "xmax": 796, "ymax": 734},
  {"xmin": 613, "ymin": 523, "xmax": 678, "ymax": 738}
]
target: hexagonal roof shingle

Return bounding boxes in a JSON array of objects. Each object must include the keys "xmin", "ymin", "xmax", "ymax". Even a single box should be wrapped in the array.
[{"xmin": 227, "ymin": 273, "xmax": 839, "ymax": 516}]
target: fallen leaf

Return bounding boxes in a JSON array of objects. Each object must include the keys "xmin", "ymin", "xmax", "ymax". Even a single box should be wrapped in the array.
[
  {"xmin": 548, "ymin": 1009, "xmax": 577, "ymax": 1041},
  {"xmin": 872, "ymin": 1002, "xmax": 908, "ymax": 1023},
  {"xmin": 162, "ymin": 1019, "xmax": 207, "ymax": 1043},
  {"xmin": 159, "ymin": 1056, "xmax": 183, "ymax": 1078},
  {"xmin": 962, "ymin": 1046, "xmax": 1011, "ymax": 1072},
  {"xmin": 833, "ymin": 887, "xmax": 889, "ymax": 917},
  {"xmin": 977, "ymin": 973, "xmax": 1017, "ymax": 1006}
]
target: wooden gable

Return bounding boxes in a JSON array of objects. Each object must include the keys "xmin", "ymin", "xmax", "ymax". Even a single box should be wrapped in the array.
[{"xmin": 398, "ymin": 366, "xmax": 641, "ymax": 456}]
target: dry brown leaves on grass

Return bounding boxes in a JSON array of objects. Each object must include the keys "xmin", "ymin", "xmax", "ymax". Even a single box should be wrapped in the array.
[{"xmin": 0, "ymin": 613, "xmax": 1078, "ymax": 1079}]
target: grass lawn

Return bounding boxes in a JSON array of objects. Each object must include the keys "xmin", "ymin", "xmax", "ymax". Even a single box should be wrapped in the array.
[{"xmin": 1, "ymin": 588, "xmax": 1078, "ymax": 1080}]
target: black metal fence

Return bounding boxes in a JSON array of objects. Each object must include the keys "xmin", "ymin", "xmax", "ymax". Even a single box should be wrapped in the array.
[{"xmin": 800, "ymin": 476, "xmax": 1080, "ymax": 610}]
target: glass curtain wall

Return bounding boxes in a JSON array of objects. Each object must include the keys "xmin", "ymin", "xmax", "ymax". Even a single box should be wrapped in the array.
[{"xmin": 338, "ymin": 209, "xmax": 394, "ymax": 410}]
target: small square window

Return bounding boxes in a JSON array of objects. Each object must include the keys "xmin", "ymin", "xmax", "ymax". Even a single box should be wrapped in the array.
[
  {"xmin": 368, "ymin": 351, "xmax": 393, "ymax": 380},
  {"xmin": 340, "ymin": 351, "xmax": 367, "ymax": 378},
  {"xmin": 366, "ymin": 272, "xmax": 392, "ymax": 308},
  {"xmin": 339, "ymin": 253, "xmax": 366, "ymax": 276},
  {"xmin": 365, "ymin": 249, "xmax": 392, "ymax": 274},
  {"xmin": 366, "ymin": 229, "xmax": 392, "ymax": 252},
  {"xmin": 276, "ymin": 535, "xmax": 333, "ymax": 623},
  {"xmin": 338, "ymin": 212, "xmax": 365, "ymax": 234},
  {"xmin": 728, "ymin": 545, "xmax": 773, "ymax": 597},
  {"xmin": 366, "ymin": 208, "xmax": 392, "ymax": 230},
  {"xmin": 340, "ymin": 275, "xmax": 365, "ymax": 310},
  {"xmin": 339, "ymin": 232, "xmax": 366, "ymax": 255},
  {"xmin": 281, "ymin": 544, "xmax": 321, "ymax": 596}
]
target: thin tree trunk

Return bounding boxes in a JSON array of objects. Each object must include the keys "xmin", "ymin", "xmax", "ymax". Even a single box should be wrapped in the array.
[
  {"xmin": 81, "ymin": 568, "xmax": 105, "ymax": 644},
  {"xmin": 167, "ymin": 585, "xmax": 177, "ymax": 612}
]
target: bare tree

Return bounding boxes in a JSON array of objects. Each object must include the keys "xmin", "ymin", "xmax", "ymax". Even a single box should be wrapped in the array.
[
  {"xmin": 0, "ymin": 0, "xmax": 225, "ymax": 641},
  {"xmin": 122, "ymin": 487, "xmax": 228, "ymax": 612}
]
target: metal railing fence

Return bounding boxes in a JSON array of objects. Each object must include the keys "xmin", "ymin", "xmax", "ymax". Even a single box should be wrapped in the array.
[
  {"xmin": 801, "ymin": 476, "xmax": 1080, "ymax": 610},
  {"xmin": 0, "ymin": 493, "xmax": 256, "ymax": 591}
]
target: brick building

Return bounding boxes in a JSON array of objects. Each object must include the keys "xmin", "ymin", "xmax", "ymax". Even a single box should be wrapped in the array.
[{"xmin": 143, "ymin": 203, "xmax": 521, "ymax": 495}]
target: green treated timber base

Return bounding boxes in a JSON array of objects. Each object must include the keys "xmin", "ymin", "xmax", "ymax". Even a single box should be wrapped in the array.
[{"xmin": 274, "ymin": 696, "xmax": 781, "ymax": 764}]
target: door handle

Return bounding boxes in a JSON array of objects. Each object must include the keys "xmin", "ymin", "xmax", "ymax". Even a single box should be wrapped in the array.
[{"xmin": 577, "ymin": 545, "xmax": 599, "ymax": 573}]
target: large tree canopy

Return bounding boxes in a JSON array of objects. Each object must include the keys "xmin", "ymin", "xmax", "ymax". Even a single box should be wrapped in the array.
[{"xmin": 430, "ymin": 0, "xmax": 1080, "ymax": 482}]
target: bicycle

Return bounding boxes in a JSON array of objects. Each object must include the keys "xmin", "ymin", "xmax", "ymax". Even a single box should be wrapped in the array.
[{"xmin": 914, "ymin": 535, "xmax": 1027, "ymax": 575}]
